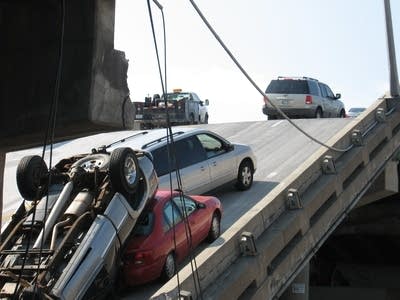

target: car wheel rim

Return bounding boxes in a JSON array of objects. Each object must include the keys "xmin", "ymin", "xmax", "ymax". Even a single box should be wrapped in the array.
[
  {"xmin": 165, "ymin": 254, "xmax": 175, "ymax": 278},
  {"xmin": 241, "ymin": 166, "xmax": 252, "ymax": 186},
  {"xmin": 124, "ymin": 155, "xmax": 138, "ymax": 187}
]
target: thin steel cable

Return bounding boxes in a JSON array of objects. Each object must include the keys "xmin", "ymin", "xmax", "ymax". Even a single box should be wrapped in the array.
[
  {"xmin": 147, "ymin": 0, "xmax": 183, "ymax": 294},
  {"xmin": 147, "ymin": 1, "xmax": 203, "ymax": 297},
  {"xmin": 188, "ymin": 0, "xmax": 353, "ymax": 153},
  {"xmin": 12, "ymin": 1, "xmax": 66, "ymax": 298}
]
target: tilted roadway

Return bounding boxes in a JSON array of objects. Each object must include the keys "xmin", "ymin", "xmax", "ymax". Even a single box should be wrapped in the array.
[
  {"xmin": 122, "ymin": 117, "xmax": 356, "ymax": 300},
  {"xmin": 3, "ymin": 97, "xmax": 400, "ymax": 300}
]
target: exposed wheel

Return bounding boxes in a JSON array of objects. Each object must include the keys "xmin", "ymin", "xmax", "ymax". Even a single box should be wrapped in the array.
[
  {"xmin": 161, "ymin": 252, "xmax": 176, "ymax": 282},
  {"xmin": 16, "ymin": 155, "xmax": 48, "ymax": 200},
  {"xmin": 235, "ymin": 160, "xmax": 254, "ymax": 191},
  {"xmin": 315, "ymin": 107, "xmax": 323, "ymax": 118},
  {"xmin": 207, "ymin": 212, "xmax": 221, "ymax": 243},
  {"xmin": 71, "ymin": 153, "xmax": 110, "ymax": 171},
  {"xmin": 339, "ymin": 109, "xmax": 346, "ymax": 118},
  {"xmin": 109, "ymin": 148, "xmax": 140, "ymax": 195}
]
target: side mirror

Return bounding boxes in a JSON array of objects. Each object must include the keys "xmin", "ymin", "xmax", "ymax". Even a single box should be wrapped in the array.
[
  {"xmin": 226, "ymin": 143, "xmax": 234, "ymax": 151},
  {"xmin": 335, "ymin": 93, "xmax": 341, "ymax": 100},
  {"xmin": 205, "ymin": 99, "xmax": 209, "ymax": 106}
]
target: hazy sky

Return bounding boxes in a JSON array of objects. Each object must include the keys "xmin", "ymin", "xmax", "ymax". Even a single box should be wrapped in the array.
[{"xmin": 114, "ymin": 0, "xmax": 400, "ymax": 123}]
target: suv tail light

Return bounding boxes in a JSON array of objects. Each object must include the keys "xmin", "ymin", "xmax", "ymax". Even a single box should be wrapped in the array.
[
  {"xmin": 305, "ymin": 95, "xmax": 313, "ymax": 104},
  {"xmin": 263, "ymin": 95, "xmax": 269, "ymax": 104}
]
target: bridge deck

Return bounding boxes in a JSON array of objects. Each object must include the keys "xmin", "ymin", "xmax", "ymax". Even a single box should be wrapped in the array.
[{"xmin": 3, "ymin": 97, "xmax": 399, "ymax": 300}]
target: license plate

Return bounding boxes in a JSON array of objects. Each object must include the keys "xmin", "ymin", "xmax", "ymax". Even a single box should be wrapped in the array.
[
  {"xmin": 281, "ymin": 100, "xmax": 288, "ymax": 105},
  {"xmin": 135, "ymin": 114, "xmax": 143, "ymax": 119}
]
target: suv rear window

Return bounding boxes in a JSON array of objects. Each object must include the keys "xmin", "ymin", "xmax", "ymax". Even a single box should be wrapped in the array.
[{"xmin": 266, "ymin": 80, "xmax": 309, "ymax": 94}]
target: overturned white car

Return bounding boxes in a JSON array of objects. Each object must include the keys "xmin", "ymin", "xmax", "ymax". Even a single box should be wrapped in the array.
[{"xmin": 0, "ymin": 146, "xmax": 158, "ymax": 299}]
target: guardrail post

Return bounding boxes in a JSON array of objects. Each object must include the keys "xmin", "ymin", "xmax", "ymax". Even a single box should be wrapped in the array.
[{"xmin": 287, "ymin": 189, "xmax": 302, "ymax": 210}]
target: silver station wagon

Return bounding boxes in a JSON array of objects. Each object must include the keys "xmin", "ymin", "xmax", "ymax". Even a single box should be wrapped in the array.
[{"xmin": 108, "ymin": 127, "xmax": 257, "ymax": 195}]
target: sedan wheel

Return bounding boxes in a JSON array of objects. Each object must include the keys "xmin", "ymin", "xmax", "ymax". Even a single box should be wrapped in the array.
[
  {"xmin": 161, "ymin": 253, "xmax": 176, "ymax": 282},
  {"xmin": 207, "ymin": 213, "xmax": 221, "ymax": 242},
  {"xmin": 236, "ymin": 160, "xmax": 253, "ymax": 191}
]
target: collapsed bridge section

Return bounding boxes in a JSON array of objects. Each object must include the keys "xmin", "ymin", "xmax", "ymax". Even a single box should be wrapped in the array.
[{"xmin": 152, "ymin": 96, "xmax": 400, "ymax": 300}]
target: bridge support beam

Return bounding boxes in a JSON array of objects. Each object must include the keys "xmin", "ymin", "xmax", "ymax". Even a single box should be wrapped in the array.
[{"xmin": 279, "ymin": 263, "xmax": 309, "ymax": 300}]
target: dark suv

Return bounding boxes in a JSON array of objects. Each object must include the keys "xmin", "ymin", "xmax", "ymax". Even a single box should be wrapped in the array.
[{"xmin": 262, "ymin": 76, "xmax": 346, "ymax": 119}]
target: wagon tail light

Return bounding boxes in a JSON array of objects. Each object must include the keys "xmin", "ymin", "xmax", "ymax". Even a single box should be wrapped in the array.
[
  {"xmin": 263, "ymin": 95, "xmax": 269, "ymax": 104},
  {"xmin": 125, "ymin": 250, "xmax": 154, "ymax": 265},
  {"xmin": 305, "ymin": 95, "xmax": 313, "ymax": 104}
]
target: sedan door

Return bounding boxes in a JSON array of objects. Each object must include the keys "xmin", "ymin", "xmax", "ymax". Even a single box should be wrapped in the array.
[
  {"xmin": 172, "ymin": 195, "xmax": 210, "ymax": 246},
  {"xmin": 196, "ymin": 133, "xmax": 237, "ymax": 191}
]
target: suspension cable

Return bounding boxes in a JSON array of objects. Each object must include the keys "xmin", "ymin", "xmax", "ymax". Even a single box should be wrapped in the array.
[
  {"xmin": 188, "ymin": 0, "xmax": 352, "ymax": 153},
  {"xmin": 147, "ymin": 1, "xmax": 203, "ymax": 298},
  {"xmin": 12, "ymin": 0, "xmax": 66, "ymax": 298}
]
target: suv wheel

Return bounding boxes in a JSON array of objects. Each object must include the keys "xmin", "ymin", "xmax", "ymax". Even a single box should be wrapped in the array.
[
  {"xmin": 339, "ymin": 109, "xmax": 346, "ymax": 118},
  {"xmin": 109, "ymin": 148, "xmax": 140, "ymax": 195},
  {"xmin": 16, "ymin": 155, "xmax": 48, "ymax": 200},
  {"xmin": 315, "ymin": 108, "xmax": 323, "ymax": 118}
]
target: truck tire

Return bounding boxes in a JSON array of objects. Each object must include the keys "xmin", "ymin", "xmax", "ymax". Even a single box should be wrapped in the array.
[{"xmin": 189, "ymin": 113, "xmax": 196, "ymax": 124}]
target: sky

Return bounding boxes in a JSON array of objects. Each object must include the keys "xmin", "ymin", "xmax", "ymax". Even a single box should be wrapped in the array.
[{"xmin": 114, "ymin": 0, "xmax": 400, "ymax": 124}]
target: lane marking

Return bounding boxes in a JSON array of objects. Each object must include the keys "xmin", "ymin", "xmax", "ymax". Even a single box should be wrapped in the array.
[
  {"xmin": 267, "ymin": 172, "xmax": 277, "ymax": 179},
  {"xmin": 271, "ymin": 120, "xmax": 284, "ymax": 128}
]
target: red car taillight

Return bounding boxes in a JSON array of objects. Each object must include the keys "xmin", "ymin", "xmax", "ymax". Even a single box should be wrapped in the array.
[
  {"xmin": 305, "ymin": 95, "xmax": 313, "ymax": 104},
  {"xmin": 263, "ymin": 95, "xmax": 269, "ymax": 104},
  {"xmin": 133, "ymin": 250, "xmax": 154, "ymax": 265},
  {"xmin": 124, "ymin": 249, "xmax": 154, "ymax": 265}
]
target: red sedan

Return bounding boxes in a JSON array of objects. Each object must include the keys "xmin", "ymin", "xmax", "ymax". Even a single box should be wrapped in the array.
[{"xmin": 122, "ymin": 189, "xmax": 222, "ymax": 286}]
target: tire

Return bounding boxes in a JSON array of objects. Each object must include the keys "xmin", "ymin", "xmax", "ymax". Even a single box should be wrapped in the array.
[
  {"xmin": 109, "ymin": 148, "xmax": 140, "ymax": 195},
  {"xmin": 160, "ymin": 252, "xmax": 176, "ymax": 282},
  {"xmin": 339, "ymin": 109, "xmax": 346, "ymax": 118},
  {"xmin": 315, "ymin": 107, "xmax": 323, "ymax": 118},
  {"xmin": 16, "ymin": 155, "xmax": 48, "ymax": 200},
  {"xmin": 207, "ymin": 212, "xmax": 221, "ymax": 243},
  {"xmin": 235, "ymin": 160, "xmax": 254, "ymax": 191}
]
